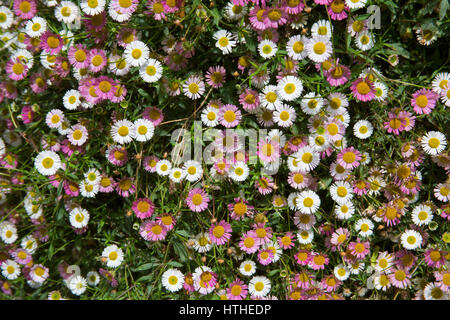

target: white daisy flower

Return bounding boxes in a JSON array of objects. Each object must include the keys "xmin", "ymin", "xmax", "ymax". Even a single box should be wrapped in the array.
[
  {"xmin": 182, "ymin": 75, "xmax": 205, "ymax": 100},
  {"xmin": 400, "ymin": 229, "xmax": 423, "ymax": 250},
  {"xmin": 286, "ymin": 35, "xmax": 308, "ymax": 60},
  {"xmin": 300, "ymin": 92, "xmax": 324, "ymax": 115},
  {"xmin": 34, "ymin": 150, "xmax": 62, "ymax": 176},
  {"xmin": 421, "ymin": 131, "xmax": 447, "ymax": 155},
  {"xmin": 311, "ymin": 19, "xmax": 333, "ymax": 39},
  {"xmin": 431, "ymin": 72, "xmax": 450, "ymax": 94},
  {"xmin": 46, "ymin": 109, "xmax": 65, "ymax": 129},
  {"xmin": 248, "ymin": 276, "xmax": 271, "ymax": 298},
  {"xmin": 193, "ymin": 232, "xmax": 213, "ymax": 253},
  {"xmin": 201, "ymin": 106, "xmax": 219, "ymax": 127},
  {"xmin": 80, "ymin": 0, "xmax": 105, "ymax": 15},
  {"xmin": 111, "ymin": 119, "xmax": 136, "ymax": 144},
  {"xmin": 334, "ymin": 264, "xmax": 350, "ymax": 281},
  {"xmin": 260, "ymin": 85, "xmax": 283, "ymax": 110},
  {"xmin": 69, "ymin": 207, "xmax": 90, "ymax": 228},
  {"xmin": 411, "ymin": 204, "xmax": 433, "ymax": 226},
  {"xmin": 353, "ymin": 120, "xmax": 373, "ymax": 139},
  {"xmin": 79, "ymin": 180, "xmax": 99, "ymax": 198},
  {"xmin": 277, "ymin": 75, "xmax": 303, "ymax": 101},
  {"xmin": 1, "ymin": 259, "xmax": 20, "ymax": 280},
  {"xmin": 86, "ymin": 271, "xmax": 100, "ymax": 286},
  {"xmin": 124, "ymin": 41, "xmax": 149, "ymax": 67},
  {"xmin": 239, "ymin": 260, "xmax": 256, "ymax": 277},
  {"xmin": 273, "ymin": 104, "xmax": 296, "ymax": 127},
  {"xmin": 330, "ymin": 181, "xmax": 354, "ymax": 205},
  {"xmin": 258, "ymin": 39, "xmax": 277, "ymax": 59},
  {"xmin": 134, "ymin": 118, "xmax": 155, "ymax": 142},
  {"xmin": 355, "ymin": 30, "xmax": 375, "ymax": 51},
  {"xmin": 309, "ymin": 133, "xmax": 330, "ymax": 152},
  {"xmin": 423, "ymin": 282, "xmax": 448, "ymax": 300},
  {"xmin": 0, "ymin": 6, "xmax": 14, "ymax": 30},
  {"xmin": 63, "ymin": 89, "xmax": 81, "ymax": 110},
  {"xmin": 306, "ymin": 36, "xmax": 333, "ymax": 63},
  {"xmin": 373, "ymin": 81, "xmax": 388, "ymax": 102},
  {"xmin": 183, "ymin": 160, "xmax": 203, "ymax": 182},
  {"xmin": 0, "ymin": 222, "xmax": 18, "ymax": 244},
  {"xmin": 169, "ymin": 167, "xmax": 185, "ymax": 183},
  {"xmin": 229, "ymin": 161, "xmax": 249, "ymax": 182},
  {"xmin": 290, "ymin": 146, "xmax": 320, "ymax": 173},
  {"xmin": 213, "ymin": 29, "xmax": 237, "ymax": 54},
  {"xmin": 297, "ymin": 228, "xmax": 314, "ymax": 245},
  {"xmin": 354, "ymin": 218, "xmax": 374, "ymax": 238},
  {"xmin": 335, "ymin": 201, "xmax": 355, "ymax": 220},
  {"xmin": 68, "ymin": 275, "xmax": 87, "ymax": 296},
  {"xmin": 84, "ymin": 168, "xmax": 101, "ymax": 185},
  {"xmin": 224, "ymin": 2, "xmax": 248, "ymax": 21},
  {"xmin": 345, "ymin": 0, "xmax": 367, "ymax": 10},
  {"xmin": 295, "ymin": 190, "xmax": 321, "ymax": 214},
  {"xmin": 108, "ymin": 54, "xmax": 130, "ymax": 76},
  {"xmin": 54, "ymin": 1, "xmax": 80, "ymax": 24},
  {"xmin": 102, "ymin": 244, "xmax": 124, "ymax": 268},
  {"xmin": 139, "ymin": 58, "xmax": 163, "ymax": 83},
  {"xmin": 21, "ymin": 235, "xmax": 38, "ymax": 254},
  {"xmin": 374, "ymin": 251, "xmax": 394, "ymax": 272},
  {"xmin": 25, "ymin": 16, "xmax": 47, "ymax": 37},
  {"xmin": 156, "ymin": 159, "xmax": 172, "ymax": 176},
  {"xmin": 161, "ymin": 268, "xmax": 185, "ymax": 292},
  {"xmin": 108, "ymin": 4, "xmax": 132, "ymax": 22}
]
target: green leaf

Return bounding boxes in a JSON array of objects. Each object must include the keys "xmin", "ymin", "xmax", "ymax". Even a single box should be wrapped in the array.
[
  {"xmin": 440, "ymin": 0, "xmax": 449, "ymax": 19},
  {"xmin": 132, "ymin": 262, "xmax": 159, "ymax": 272}
]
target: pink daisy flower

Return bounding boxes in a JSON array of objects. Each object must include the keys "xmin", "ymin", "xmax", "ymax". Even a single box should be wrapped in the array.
[
  {"xmin": 249, "ymin": 6, "xmax": 268, "ymax": 30},
  {"xmin": 67, "ymin": 124, "xmax": 88, "ymax": 146},
  {"xmin": 424, "ymin": 248, "xmax": 446, "ymax": 269},
  {"xmin": 183, "ymin": 273, "xmax": 195, "ymax": 292},
  {"xmin": 326, "ymin": 63, "xmax": 351, "ymax": 86},
  {"xmin": 84, "ymin": 13, "xmax": 107, "ymax": 32},
  {"xmin": 327, "ymin": 0, "xmax": 348, "ymax": 20},
  {"xmin": 205, "ymin": 66, "xmax": 226, "ymax": 88},
  {"xmin": 116, "ymin": 177, "xmax": 136, "ymax": 198},
  {"xmin": 255, "ymin": 175, "xmax": 274, "ymax": 195},
  {"xmin": 68, "ymin": 44, "xmax": 90, "ymax": 69},
  {"xmin": 277, "ymin": 232, "xmax": 296, "ymax": 249},
  {"xmin": 336, "ymin": 147, "xmax": 362, "ymax": 170},
  {"xmin": 61, "ymin": 139, "xmax": 84, "ymax": 157},
  {"xmin": 293, "ymin": 270, "xmax": 315, "ymax": 289},
  {"xmin": 87, "ymin": 49, "xmax": 107, "ymax": 73},
  {"xmin": 411, "ymin": 89, "xmax": 439, "ymax": 115},
  {"xmin": 143, "ymin": 106, "xmax": 164, "ymax": 126},
  {"xmin": 98, "ymin": 175, "xmax": 116, "ymax": 193},
  {"xmin": 263, "ymin": 6, "xmax": 288, "ymax": 29},
  {"xmin": 99, "ymin": 268, "xmax": 118, "ymax": 288},
  {"xmin": 321, "ymin": 274, "xmax": 341, "ymax": 292},
  {"xmin": 389, "ymin": 268, "xmax": 412, "ymax": 289},
  {"xmin": 351, "ymin": 77, "xmax": 376, "ymax": 102},
  {"xmin": 348, "ymin": 239, "xmax": 370, "ymax": 259},
  {"xmin": 252, "ymin": 222, "xmax": 272, "ymax": 245},
  {"xmin": 111, "ymin": 0, "xmax": 139, "ymax": 14},
  {"xmin": 132, "ymin": 198, "xmax": 155, "ymax": 219},
  {"xmin": 110, "ymin": 84, "xmax": 127, "ymax": 103},
  {"xmin": 353, "ymin": 180, "xmax": 369, "ymax": 196},
  {"xmin": 227, "ymin": 278, "xmax": 248, "ymax": 300},
  {"xmin": 434, "ymin": 270, "xmax": 450, "ymax": 291},
  {"xmin": 384, "ymin": 111, "xmax": 406, "ymax": 135},
  {"xmin": 156, "ymin": 213, "xmax": 176, "ymax": 231},
  {"xmin": 143, "ymin": 155, "xmax": 159, "ymax": 172},
  {"xmin": 397, "ymin": 111, "xmax": 416, "ymax": 131},
  {"xmin": 330, "ymin": 227, "xmax": 350, "ymax": 249},
  {"xmin": 258, "ymin": 28, "xmax": 280, "ymax": 43},
  {"xmin": 239, "ymin": 231, "xmax": 260, "ymax": 254},
  {"xmin": 283, "ymin": 0, "xmax": 304, "ymax": 14},
  {"xmin": 30, "ymin": 264, "xmax": 49, "ymax": 283},
  {"xmin": 186, "ymin": 188, "xmax": 209, "ymax": 212},
  {"xmin": 314, "ymin": 0, "xmax": 332, "ymax": 4},
  {"xmin": 140, "ymin": 220, "xmax": 167, "ymax": 241},
  {"xmin": 40, "ymin": 31, "xmax": 63, "ymax": 55},
  {"xmin": 257, "ymin": 139, "xmax": 280, "ymax": 163},
  {"xmin": 6, "ymin": 58, "xmax": 28, "ymax": 81},
  {"xmin": 13, "ymin": 0, "xmax": 37, "ymax": 19},
  {"xmin": 106, "ymin": 145, "xmax": 128, "ymax": 166},
  {"xmin": 394, "ymin": 250, "xmax": 417, "ymax": 270},
  {"xmin": 63, "ymin": 180, "xmax": 80, "ymax": 197},
  {"xmin": 162, "ymin": 0, "xmax": 179, "ymax": 13},
  {"xmin": 257, "ymin": 249, "xmax": 274, "ymax": 265},
  {"xmin": 29, "ymin": 72, "xmax": 48, "ymax": 93},
  {"xmin": 239, "ymin": 88, "xmax": 260, "ymax": 111},
  {"xmin": 288, "ymin": 171, "xmax": 310, "ymax": 190},
  {"xmin": 53, "ymin": 57, "xmax": 71, "ymax": 78},
  {"xmin": 309, "ymin": 252, "xmax": 330, "ymax": 270},
  {"xmin": 219, "ymin": 104, "xmax": 242, "ymax": 128},
  {"xmin": 209, "ymin": 220, "xmax": 232, "ymax": 245},
  {"xmin": 193, "ymin": 267, "xmax": 217, "ymax": 294},
  {"xmin": 146, "ymin": 0, "xmax": 167, "ymax": 20},
  {"xmin": 227, "ymin": 197, "xmax": 254, "ymax": 221},
  {"xmin": 94, "ymin": 76, "xmax": 118, "ymax": 100},
  {"xmin": 20, "ymin": 106, "xmax": 34, "ymax": 124},
  {"xmin": 11, "ymin": 248, "xmax": 32, "ymax": 265}
]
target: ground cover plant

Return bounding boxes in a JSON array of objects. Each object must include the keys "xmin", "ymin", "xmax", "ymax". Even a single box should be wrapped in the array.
[{"xmin": 0, "ymin": 0, "xmax": 449, "ymax": 300}]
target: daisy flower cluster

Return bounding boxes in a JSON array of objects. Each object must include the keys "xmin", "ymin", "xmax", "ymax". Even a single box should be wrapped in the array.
[{"xmin": 0, "ymin": 0, "xmax": 449, "ymax": 301}]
